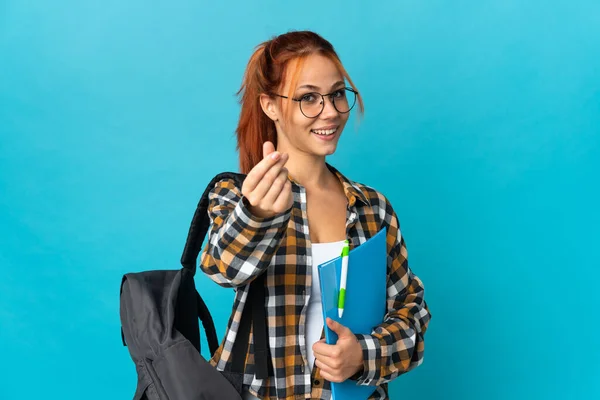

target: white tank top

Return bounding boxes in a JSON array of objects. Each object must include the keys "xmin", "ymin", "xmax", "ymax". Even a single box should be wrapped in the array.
[{"xmin": 305, "ymin": 240, "xmax": 347, "ymax": 370}]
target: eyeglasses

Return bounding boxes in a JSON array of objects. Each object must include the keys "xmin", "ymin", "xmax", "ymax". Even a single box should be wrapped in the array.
[{"xmin": 272, "ymin": 87, "xmax": 358, "ymax": 118}]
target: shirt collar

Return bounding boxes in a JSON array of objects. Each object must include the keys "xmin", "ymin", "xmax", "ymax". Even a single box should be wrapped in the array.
[
  {"xmin": 327, "ymin": 164, "xmax": 370, "ymax": 207},
  {"xmin": 287, "ymin": 164, "xmax": 370, "ymax": 208}
]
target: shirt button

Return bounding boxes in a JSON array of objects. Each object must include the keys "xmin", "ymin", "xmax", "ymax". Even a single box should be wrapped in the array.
[{"xmin": 313, "ymin": 379, "xmax": 321, "ymax": 386}]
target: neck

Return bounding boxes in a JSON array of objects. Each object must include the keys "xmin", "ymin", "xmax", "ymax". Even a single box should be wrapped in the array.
[{"xmin": 282, "ymin": 152, "xmax": 333, "ymax": 190}]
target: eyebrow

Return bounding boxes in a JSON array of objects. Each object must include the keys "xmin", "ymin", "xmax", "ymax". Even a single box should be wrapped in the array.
[{"xmin": 296, "ymin": 80, "xmax": 346, "ymax": 92}]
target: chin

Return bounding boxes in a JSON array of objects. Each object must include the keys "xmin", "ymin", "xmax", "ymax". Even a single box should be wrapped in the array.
[{"xmin": 320, "ymin": 145, "xmax": 338, "ymax": 156}]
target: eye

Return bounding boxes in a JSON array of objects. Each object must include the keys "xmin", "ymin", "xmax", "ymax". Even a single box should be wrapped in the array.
[
  {"xmin": 332, "ymin": 89, "xmax": 346, "ymax": 99},
  {"xmin": 300, "ymin": 93, "xmax": 319, "ymax": 103}
]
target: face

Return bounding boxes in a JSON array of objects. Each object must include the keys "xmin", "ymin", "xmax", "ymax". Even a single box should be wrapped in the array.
[{"xmin": 261, "ymin": 54, "xmax": 351, "ymax": 158}]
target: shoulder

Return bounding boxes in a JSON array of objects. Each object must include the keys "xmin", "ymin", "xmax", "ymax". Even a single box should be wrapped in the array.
[
  {"xmin": 211, "ymin": 177, "xmax": 242, "ymax": 192},
  {"xmin": 346, "ymin": 178, "xmax": 404, "ymax": 249},
  {"xmin": 329, "ymin": 165, "xmax": 397, "ymax": 220},
  {"xmin": 207, "ymin": 176, "xmax": 244, "ymax": 206},
  {"xmin": 345, "ymin": 177, "xmax": 399, "ymax": 225},
  {"xmin": 353, "ymin": 180, "xmax": 389, "ymax": 207}
]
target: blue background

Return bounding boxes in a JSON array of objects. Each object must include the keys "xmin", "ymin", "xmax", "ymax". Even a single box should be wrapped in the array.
[{"xmin": 1, "ymin": 1, "xmax": 599, "ymax": 399}]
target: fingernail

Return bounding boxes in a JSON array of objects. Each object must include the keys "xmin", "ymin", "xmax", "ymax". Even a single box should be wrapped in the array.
[{"xmin": 271, "ymin": 152, "xmax": 280, "ymax": 160}]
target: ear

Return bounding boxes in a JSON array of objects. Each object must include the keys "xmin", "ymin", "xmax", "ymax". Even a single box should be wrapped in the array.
[{"xmin": 260, "ymin": 93, "xmax": 280, "ymax": 122}]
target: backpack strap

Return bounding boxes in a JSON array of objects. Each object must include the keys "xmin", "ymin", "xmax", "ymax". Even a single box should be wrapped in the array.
[
  {"xmin": 196, "ymin": 290, "xmax": 219, "ymax": 356},
  {"xmin": 250, "ymin": 273, "xmax": 273, "ymax": 379},
  {"xmin": 181, "ymin": 172, "xmax": 273, "ymax": 379},
  {"xmin": 229, "ymin": 272, "xmax": 273, "ymax": 379},
  {"xmin": 180, "ymin": 172, "xmax": 246, "ymax": 274}
]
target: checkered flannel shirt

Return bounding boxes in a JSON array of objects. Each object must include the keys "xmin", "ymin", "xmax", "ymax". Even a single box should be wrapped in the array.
[{"xmin": 199, "ymin": 165, "xmax": 430, "ymax": 400}]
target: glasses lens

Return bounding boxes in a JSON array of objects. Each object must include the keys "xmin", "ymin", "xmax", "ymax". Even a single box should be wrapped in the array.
[
  {"xmin": 332, "ymin": 88, "xmax": 356, "ymax": 114},
  {"xmin": 299, "ymin": 93, "xmax": 323, "ymax": 118}
]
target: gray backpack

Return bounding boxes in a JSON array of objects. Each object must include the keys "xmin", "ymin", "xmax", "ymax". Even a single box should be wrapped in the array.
[{"xmin": 119, "ymin": 172, "xmax": 272, "ymax": 400}]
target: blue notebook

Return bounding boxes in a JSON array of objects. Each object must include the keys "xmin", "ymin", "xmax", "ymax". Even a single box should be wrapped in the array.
[{"xmin": 317, "ymin": 227, "xmax": 388, "ymax": 400}]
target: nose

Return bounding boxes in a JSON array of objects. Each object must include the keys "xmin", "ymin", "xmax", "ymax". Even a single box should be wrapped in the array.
[{"xmin": 320, "ymin": 95, "xmax": 338, "ymax": 119}]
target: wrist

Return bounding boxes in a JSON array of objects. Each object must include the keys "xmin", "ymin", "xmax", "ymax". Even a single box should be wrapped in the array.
[
  {"xmin": 243, "ymin": 198, "xmax": 274, "ymax": 219},
  {"xmin": 249, "ymin": 206, "xmax": 274, "ymax": 219},
  {"xmin": 352, "ymin": 337, "xmax": 364, "ymax": 373}
]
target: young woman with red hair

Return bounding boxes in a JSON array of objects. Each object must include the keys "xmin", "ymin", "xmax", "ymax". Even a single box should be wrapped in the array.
[{"xmin": 200, "ymin": 31, "xmax": 430, "ymax": 400}]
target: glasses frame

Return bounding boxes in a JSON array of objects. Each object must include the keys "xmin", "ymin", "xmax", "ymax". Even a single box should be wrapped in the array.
[{"xmin": 271, "ymin": 87, "xmax": 359, "ymax": 118}]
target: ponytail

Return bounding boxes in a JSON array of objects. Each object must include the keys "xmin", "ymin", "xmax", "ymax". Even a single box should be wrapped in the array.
[{"xmin": 236, "ymin": 44, "xmax": 277, "ymax": 174}]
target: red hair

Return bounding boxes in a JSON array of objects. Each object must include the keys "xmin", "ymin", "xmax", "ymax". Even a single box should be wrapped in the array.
[{"xmin": 235, "ymin": 31, "xmax": 364, "ymax": 173}]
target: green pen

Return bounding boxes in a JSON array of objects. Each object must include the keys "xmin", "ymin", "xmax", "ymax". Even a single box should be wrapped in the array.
[{"xmin": 338, "ymin": 240, "xmax": 350, "ymax": 318}]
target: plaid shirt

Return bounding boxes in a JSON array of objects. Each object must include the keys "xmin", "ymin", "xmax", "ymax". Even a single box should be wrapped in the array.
[{"xmin": 199, "ymin": 165, "xmax": 430, "ymax": 400}]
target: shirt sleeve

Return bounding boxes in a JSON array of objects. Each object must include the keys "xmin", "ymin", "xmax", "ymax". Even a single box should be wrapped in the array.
[
  {"xmin": 198, "ymin": 178, "xmax": 291, "ymax": 288},
  {"xmin": 353, "ymin": 196, "xmax": 431, "ymax": 386}
]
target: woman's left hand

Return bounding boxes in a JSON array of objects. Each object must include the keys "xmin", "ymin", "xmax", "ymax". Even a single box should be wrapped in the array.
[{"xmin": 312, "ymin": 318, "xmax": 364, "ymax": 383}]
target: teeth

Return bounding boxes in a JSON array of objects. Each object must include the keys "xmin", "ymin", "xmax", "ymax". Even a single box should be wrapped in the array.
[{"xmin": 312, "ymin": 128, "xmax": 337, "ymax": 136}]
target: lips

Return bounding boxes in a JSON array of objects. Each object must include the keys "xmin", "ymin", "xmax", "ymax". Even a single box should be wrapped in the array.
[{"xmin": 311, "ymin": 126, "xmax": 338, "ymax": 136}]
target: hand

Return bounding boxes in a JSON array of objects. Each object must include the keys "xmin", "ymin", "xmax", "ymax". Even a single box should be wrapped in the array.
[
  {"xmin": 241, "ymin": 141, "xmax": 293, "ymax": 219},
  {"xmin": 312, "ymin": 318, "xmax": 364, "ymax": 383}
]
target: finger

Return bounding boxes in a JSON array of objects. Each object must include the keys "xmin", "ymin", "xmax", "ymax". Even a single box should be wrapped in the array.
[
  {"xmin": 314, "ymin": 358, "xmax": 337, "ymax": 375},
  {"xmin": 261, "ymin": 169, "xmax": 289, "ymax": 206},
  {"xmin": 243, "ymin": 151, "xmax": 283, "ymax": 194},
  {"xmin": 248, "ymin": 153, "xmax": 289, "ymax": 202},
  {"xmin": 326, "ymin": 317, "xmax": 351, "ymax": 337},
  {"xmin": 312, "ymin": 340, "xmax": 339, "ymax": 359},
  {"xmin": 262, "ymin": 141, "xmax": 275, "ymax": 159},
  {"xmin": 318, "ymin": 368, "xmax": 343, "ymax": 384},
  {"xmin": 314, "ymin": 353, "xmax": 339, "ymax": 371},
  {"xmin": 272, "ymin": 180, "xmax": 293, "ymax": 212}
]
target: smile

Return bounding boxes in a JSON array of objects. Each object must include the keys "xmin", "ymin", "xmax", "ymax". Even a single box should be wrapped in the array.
[{"xmin": 311, "ymin": 127, "xmax": 337, "ymax": 136}]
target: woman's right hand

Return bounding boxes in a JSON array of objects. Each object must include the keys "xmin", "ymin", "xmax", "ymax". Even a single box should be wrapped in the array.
[{"xmin": 241, "ymin": 141, "xmax": 293, "ymax": 218}]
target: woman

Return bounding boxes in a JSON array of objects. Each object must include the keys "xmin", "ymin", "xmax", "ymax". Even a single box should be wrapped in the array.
[{"xmin": 200, "ymin": 30, "xmax": 430, "ymax": 400}]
